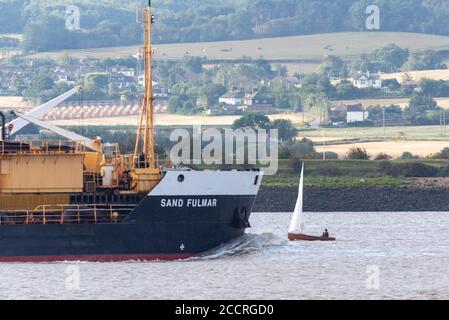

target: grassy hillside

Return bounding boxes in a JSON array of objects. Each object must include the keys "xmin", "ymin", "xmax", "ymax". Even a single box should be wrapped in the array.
[{"xmin": 30, "ymin": 32, "xmax": 449, "ymax": 61}]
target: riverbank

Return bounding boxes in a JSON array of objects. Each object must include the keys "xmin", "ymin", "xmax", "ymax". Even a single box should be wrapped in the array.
[{"xmin": 254, "ymin": 185, "xmax": 449, "ymax": 212}]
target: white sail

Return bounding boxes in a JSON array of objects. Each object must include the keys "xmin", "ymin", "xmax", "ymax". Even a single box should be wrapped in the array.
[{"xmin": 288, "ymin": 163, "xmax": 304, "ymax": 234}]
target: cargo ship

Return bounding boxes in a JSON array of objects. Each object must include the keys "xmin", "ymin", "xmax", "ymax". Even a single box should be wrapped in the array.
[{"xmin": 0, "ymin": 2, "xmax": 262, "ymax": 262}]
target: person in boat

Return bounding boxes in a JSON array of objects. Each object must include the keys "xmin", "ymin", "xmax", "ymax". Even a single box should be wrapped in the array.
[{"xmin": 322, "ymin": 229, "xmax": 329, "ymax": 238}]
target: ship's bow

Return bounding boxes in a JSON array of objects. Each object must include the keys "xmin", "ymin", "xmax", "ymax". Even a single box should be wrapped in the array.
[{"xmin": 128, "ymin": 170, "xmax": 263, "ymax": 256}]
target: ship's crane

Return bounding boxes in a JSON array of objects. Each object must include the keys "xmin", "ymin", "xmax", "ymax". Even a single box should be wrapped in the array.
[
  {"xmin": 5, "ymin": 85, "xmax": 81, "ymax": 136},
  {"xmin": 10, "ymin": 111, "xmax": 102, "ymax": 152},
  {"xmin": 3, "ymin": 1, "xmax": 161, "ymax": 193}
]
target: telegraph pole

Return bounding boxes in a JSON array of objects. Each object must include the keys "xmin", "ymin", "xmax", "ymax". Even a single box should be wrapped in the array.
[
  {"xmin": 322, "ymin": 127, "xmax": 326, "ymax": 161},
  {"xmin": 443, "ymin": 109, "xmax": 446, "ymax": 136}
]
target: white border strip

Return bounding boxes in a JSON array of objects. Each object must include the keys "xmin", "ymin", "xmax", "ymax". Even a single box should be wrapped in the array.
[{"xmin": 149, "ymin": 171, "xmax": 263, "ymax": 196}]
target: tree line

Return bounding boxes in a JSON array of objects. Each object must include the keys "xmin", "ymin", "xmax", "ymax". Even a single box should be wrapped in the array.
[{"xmin": 2, "ymin": 0, "xmax": 449, "ymax": 52}]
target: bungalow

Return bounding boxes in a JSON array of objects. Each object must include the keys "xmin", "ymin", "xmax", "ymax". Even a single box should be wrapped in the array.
[
  {"xmin": 243, "ymin": 90, "xmax": 274, "ymax": 112},
  {"xmin": 351, "ymin": 71, "xmax": 382, "ymax": 89},
  {"xmin": 402, "ymin": 80, "xmax": 422, "ymax": 93},
  {"xmin": 110, "ymin": 74, "xmax": 135, "ymax": 90},
  {"xmin": 346, "ymin": 104, "xmax": 369, "ymax": 123},
  {"xmin": 138, "ymin": 74, "xmax": 161, "ymax": 87},
  {"xmin": 207, "ymin": 104, "xmax": 242, "ymax": 116},
  {"xmin": 79, "ymin": 66, "xmax": 105, "ymax": 74},
  {"xmin": 117, "ymin": 68, "xmax": 136, "ymax": 77},
  {"xmin": 281, "ymin": 76, "xmax": 302, "ymax": 88},
  {"xmin": 219, "ymin": 87, "xmax": 245, "ymax": 106},
  {"xmin": 153, "ymin": 85, "xmax": 170, "ymax": 98},
  {"xmin": 52, "ymin": 70, "xmax": 77, "ymax": 85},
  {"xmin": 330, "ymin": 104, "xmax": 347, "ymax": 123}
]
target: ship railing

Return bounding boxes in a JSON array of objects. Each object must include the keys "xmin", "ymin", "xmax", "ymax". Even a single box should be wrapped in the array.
[
  {"xmin": 0, "ymin": 204, "xmax": 136, "ymax": 225},
  {"xmin": 0, "ymin": 140, "xmax": 88, "ymax": 155}
]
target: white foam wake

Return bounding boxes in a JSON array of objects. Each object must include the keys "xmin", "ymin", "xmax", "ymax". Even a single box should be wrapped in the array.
[{"xmin": 191, "ymin": 233, "xmax": 286, "ymax": 261}]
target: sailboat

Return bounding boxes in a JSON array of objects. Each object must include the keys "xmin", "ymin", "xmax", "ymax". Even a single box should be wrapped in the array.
[{"xmin": 288, "ymin": 163, "xmax": 336, "ymax": 241}]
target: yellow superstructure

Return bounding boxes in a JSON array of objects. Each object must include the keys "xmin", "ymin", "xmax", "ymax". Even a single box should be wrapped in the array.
[
  {"xmin": 0, "ymin": 194, "xmax": 71, "ymax": 211},
  {"xmin": 0, "ymin": 153, "xmax": 84, "ymax": 193},
  {"xmin": 0, "ymin": 2, "xmax": 162, "ymax": 211}
]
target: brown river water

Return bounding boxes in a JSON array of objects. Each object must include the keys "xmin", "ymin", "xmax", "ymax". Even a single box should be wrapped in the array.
[{"xmin": 0, "ymin": 212, "xmax": 448, "ymax": 300}]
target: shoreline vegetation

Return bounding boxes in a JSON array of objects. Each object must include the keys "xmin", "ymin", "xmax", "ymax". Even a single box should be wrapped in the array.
[
  {"xmin": 254, "ymin": 184, "xmax": 449, "ymax": 212},
  {"xmin": 256, "ymin": 159, "xmax": 449, "ymax": 212}
]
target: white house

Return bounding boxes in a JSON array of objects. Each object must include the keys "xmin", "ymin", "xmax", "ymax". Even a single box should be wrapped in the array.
[
  {"xmin": 219, "ymin": 88, "xmax": 245, "ymax": 106},
  {"xmin": 346, "ymin": 104, "xmax": 369, "ymax": 123},
  {"xmin": 138, "ymin": 75, "xmax": 159, "ymax": 88},
  {"xmin": 110, "ymin": 74, "xmax": 135, "ymax": 90},
  {"xmin": 138, "ymin": 74, "xmax": 145, "ymax": 86},
  {"xmin": 118, "ymin": 68, "xmax": 136, "ymax": 77},
  {"xmin": 351, "ymin": 71, "xmax": 382, "ymax": 89}
]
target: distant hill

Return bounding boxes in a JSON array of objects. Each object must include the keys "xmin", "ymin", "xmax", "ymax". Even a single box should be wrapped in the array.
[
  {"xmin": 2, "ymin": 0, "xmax": 449, "ymax": 52},
  {"xmin": 30, "ymin": 32, "xmax": 449, "ymax": 62}
]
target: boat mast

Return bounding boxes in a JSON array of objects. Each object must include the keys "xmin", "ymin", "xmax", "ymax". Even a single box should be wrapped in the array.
[{"xmin": 134, "ymin": 0, "xmax": 156, "ymax": 168}]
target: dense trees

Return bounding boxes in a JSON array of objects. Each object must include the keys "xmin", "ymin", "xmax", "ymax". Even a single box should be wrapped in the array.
[
  {"xmin": 270, "ymin": 119, "xmax": 298, "ymax": 142},
  {"xmin": 419, "ymin": 79, "xmax": 449, "ymax": 97},
  {"xmin": 232, "ymin": 113, "xmax": 271, "ymax": 130},
  {"xmin": 232, "ymin": 115, "xmax": 298, "ymax": 141},
  {"xmin": 22, "ymin": 69, "xmax": 70, "ymax": 103},
  {"xmin": 0, "ymin": 0, "xmax": 23, "ymax": 34},
  {"xmin": 403, "ymin": 50, "xmax": 448, "ymax": 71},
  {"xmin": 81, "ymin": 73, "xmax": 110, "ymax": 100},
  {"xmin": 3, "ymin": 0, "xmax": 449, "ymax": 52},
  {"xmin": 22, "ymin": 11, "xmax": 139, "ymax": 52},
  {"xmin": 404, "ymin": 94, "xmax": 440, "ymax": 124},
  {"xmin": 367, "ymin": 44, "xmax": 409, "ymax": 73},
  {"xmin": 23, "ymin": 15, "xmax": 71, "ymax": 52},
  {"xmin": 349, "ymin": 44, "xmax": 410, "ymax": 73}
]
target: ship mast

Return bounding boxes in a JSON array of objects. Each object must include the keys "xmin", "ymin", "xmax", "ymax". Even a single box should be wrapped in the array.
[{"xmin": 134, "ymin": 0, "xmax": 156, "ymax": 169}]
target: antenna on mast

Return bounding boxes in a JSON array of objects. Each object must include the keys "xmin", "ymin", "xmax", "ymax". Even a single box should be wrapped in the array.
[{"xmin": 133, "ymin": 0, "xmax": 156, "ymax": 169}]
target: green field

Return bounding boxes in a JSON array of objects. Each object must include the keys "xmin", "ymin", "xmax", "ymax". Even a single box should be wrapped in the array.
[
  {"xmin": 263, "ymin": 159, "xmax": 449, "ymax": 187},
  {"xmin": 29, "ymin": 32, "xmax": 449, "ymax": 61}
]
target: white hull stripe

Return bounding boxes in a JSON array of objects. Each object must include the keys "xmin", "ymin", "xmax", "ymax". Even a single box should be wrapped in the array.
[{"xmin": 149, "ymin": 171, "xmax": 263, "ymax": 196}]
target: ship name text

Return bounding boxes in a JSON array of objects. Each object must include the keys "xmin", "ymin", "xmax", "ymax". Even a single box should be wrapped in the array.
[{"xmin": 160, "ymin": 198, "xmax": 218, "ymax": 208}]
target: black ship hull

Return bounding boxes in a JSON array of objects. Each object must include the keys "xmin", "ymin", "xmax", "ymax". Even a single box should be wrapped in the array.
[{"xmin": 0, "ymin": 171, "xmax": 262, "ymax": 262}]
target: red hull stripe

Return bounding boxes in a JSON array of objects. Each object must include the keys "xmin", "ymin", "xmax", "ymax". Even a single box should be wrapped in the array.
[{"xmin": 0, "ymin": 253, "xmax": 195, "ymax": 263}]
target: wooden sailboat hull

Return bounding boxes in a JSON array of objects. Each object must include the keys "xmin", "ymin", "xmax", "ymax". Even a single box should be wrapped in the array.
[
  {"xmin": 288, "ymin": 233, "xmax": 336, "ymax": 241},
  {"xmin": 288, "ymin": 164, "xmax": 337, "ymax": 242}
]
